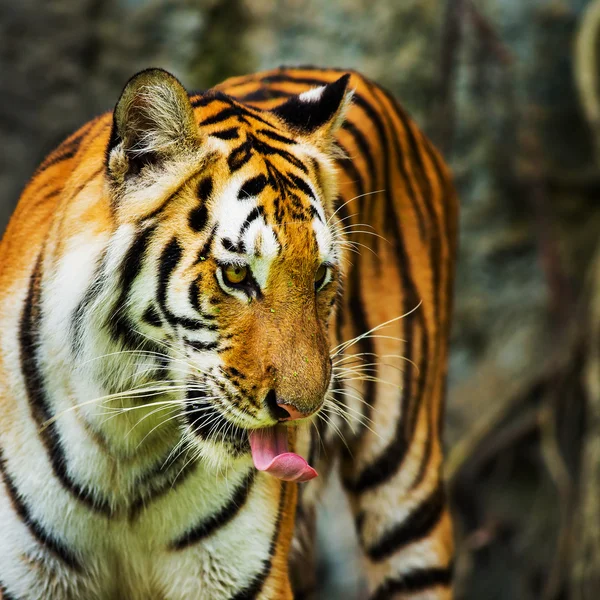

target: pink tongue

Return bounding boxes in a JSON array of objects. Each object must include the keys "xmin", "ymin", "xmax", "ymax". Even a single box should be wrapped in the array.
[{"xmin": 248, "ymin": 425, "xmax": 317, "ymax": 483}]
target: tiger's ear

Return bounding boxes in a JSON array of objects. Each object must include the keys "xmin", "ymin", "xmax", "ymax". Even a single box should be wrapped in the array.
[
  {"xmin": 107, "ymin": 68, "xmax": 200, "ymax": 181},
  {"xmin": 271, "ymin": 74, "xmax": 353, "ymax": 150}
]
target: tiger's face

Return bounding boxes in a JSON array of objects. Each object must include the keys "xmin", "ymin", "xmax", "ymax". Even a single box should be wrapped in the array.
[{"xmin": 104, "ymin": 69, "xmax": 350, "ymax": 469}]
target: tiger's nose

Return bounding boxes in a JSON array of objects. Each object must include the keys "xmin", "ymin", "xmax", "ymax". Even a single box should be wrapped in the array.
[{"xmin": 264, "ymin": 390, "xmax": 316, "ymax": 421}]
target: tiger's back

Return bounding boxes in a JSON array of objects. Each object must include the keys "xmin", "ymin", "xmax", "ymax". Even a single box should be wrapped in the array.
[{"xmin": 0, "ymin": 67, "xmax": 456, "ymax": 600}]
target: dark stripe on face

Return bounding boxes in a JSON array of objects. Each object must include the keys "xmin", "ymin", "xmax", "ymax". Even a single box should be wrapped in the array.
[
  {"xmin": 362, "ymin": 482, "xmax": 445, "ymax": 562},
  {"xmin": 109, "ymin": 226, "xmax": 158, "ymax": 349},
  {"xmin": 185, "ymin": 389, "xmax": 248, "ymax": 452},
  {"xmin": 142, "ymin": 305, "xmax": 162, "ymax": 328},
  {"xmin": 197, "ymin": 177, "xmax": 213, "ymax": 202},
  {"xmin": 287, "ymin": 173, "xmax": 314, "ymax": 200},
  {"xmin": 0, "ymin": 446, "xmax": 83, "ymax": 570},
  {"xmin": 189, "ymin": 203, "xmax": 209, "ymax": 232},
  {"xmin": 186, "ymin": 340, "xmax": 219, "ymax": 352},
  {"xmin": 222, "ymin": 237, "xmax": 245, "ymax": 254},
  {"xmin": 22, "ymin": 257, "xmax": 113, "ymax": 515},
  {"xmin": 188, "ymin": 279, "xmax": 217, "ymax": 324},
  {"xmin": 239, "ymin": 206, "xmax": 265, "ymax": 237},
  {"xmin": 210, "ymin": 127, "xmax": 239, "ymax": 140},
  {"xmin": 238, "ymin": 175, "xmax": 268, "ymax": 199},
  {"xmin": 229, "ymin": 140, "xmax": 254, "ymax": 173},
  {"xmin": 170, "ymin": 469, "xmax": 255, "ymax": 550},
  {"xmin": 308, "ymin": 204, "xmax": 324, "ymax": 223},
  {"xmin": 369, "ymin": 565, "xmax": 453, "ymax": 600},
  {"xmin": 157, "ymin": 238, "xmax": 211, "ymax": 331},
  {"xmin": 197, "ymin": 226, "xmax": 216, "ymax": 263},
  {"xmin": 228, "ymin": 481, "xmax": 287, "ymax": 600}
]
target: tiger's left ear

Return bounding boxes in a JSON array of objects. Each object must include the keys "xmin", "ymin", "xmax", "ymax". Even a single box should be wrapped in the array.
[
  {"xmin": 107, "ymin": 68, "xmax": 200, "ymax": 182},
  {"xmin": 271, "ymin": 74, "xmax": 353, "ymax": 150}
]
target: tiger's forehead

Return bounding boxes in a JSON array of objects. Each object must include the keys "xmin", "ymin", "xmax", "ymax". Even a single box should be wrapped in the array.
[{"xmin": 189, "ymin": 92, "xmax": 336, "ymax": 279}]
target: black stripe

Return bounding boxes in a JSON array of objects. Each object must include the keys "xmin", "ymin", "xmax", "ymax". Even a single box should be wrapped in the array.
[
  {"xmin": 239, "ymin": 206, "xmax": 265, "ymax": 236},
  {"xmin": 335, "ymin": 143, "xmax": 365, "ymax": 198},
  {"xmin": 222, "ymin": 237, "xmax": 244, "ymax": 253},
  {"xmin": 211, "ymin": 127, "xmax": 240, "ymax": 140},
  {"xmin": 142, "ymin": 305, "xmax": 162, "ymax": 328},
  {"xmin": 171, "ymin": 469, "xmax": 255, "ymax": 550},
  {"xmin": 188, "ymin": 279, "xmax": 217, "ymax": 325},
  {"xmin": 228, "ymin": 482, "xmax": 288, "ymax": 600},
  {"xmin": 370, "ymin": 84, "xmax": 446, "ymax": 489},
  {"xmin": 108, "ymin": 226, "xmax": 158, "ymax": 349},
  {"xmin": 345, "ymin": 262, "xmax": 376, "ymax": 432},
  {"xmin": 186, "ymin": 340, "xmax": 219, "ymax": 352},
  {"xmin": 0, "ymin": 446, "xmax": 82, "ymax": 571},
  {"xmin": 345, "ymin": 83, "xmax": 426, "ymax": 495},
  {"xmin": 377, "ymin": 85, "xmax": 442, "ymax": 320},
  {"xmin": 261, "ymin": 73, "xmax": 330, "ymax": 87},
  {"xmin": 363, "ymin": 483, "xmax": 445, "ymax": 562},
  {"xmin": 197, "ymin": 177, "xmax": 213, "ymax": 202},
  {"xmin": 185, "ymin": 389, "xmax": 248, "ymax": 451},
  {"xmin": 228, "ymin": 140, "xmax": 254, "ymax": 173},
  {"xmin": 237, "ymin": 87, "xmax": 293, "ymax": 102},
  {"xmin": 157, "ymin": 238, "xmax": 207, "ymax": 331},
  {"xmin": 256, "ymin": 128, "xmax": 297, "ymax": 145},
  {"xmin": 128, "ymin": 452, "xmax": 198, "ymax": 522},
  {"xmin": 308, "ymin": 204, "xmax": 324, "ymax": 223},
  {"xmin": 35, "ymin": 126, "xmax": 89, "ymax": 175},
  {"xmin": 201, "ymin": 92, "xmax": 278, "ymax": 129},
  {"xmin": 200, "ymin": 106, "xmax": 247, "ymax": 127},
  {"xmin": 197, "ymin": 226, "xmax": 216, "ymax": 263},
  {"xmin": 369, "ymin": 565, "xmax": 453, "ymax": 600},
  {"xmin": 22, "ymin": 257, "xmax": 113, "ymax": 515},
  {"xmin": 189, "ymin": 203, "xmax": 209, "ymax": 232},
  {"xmin": 238, "ymin": 175, "xmax": 268, "ymax": 199},
  {"xmin": 341, "ymin": 121, "xmax": 377, "ymax": 188},
  {"xmin": 287, "ymin": 173, "xmax": 314, "ymax": 200}
]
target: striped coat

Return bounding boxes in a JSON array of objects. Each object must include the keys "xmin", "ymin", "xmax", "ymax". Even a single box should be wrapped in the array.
[{"xmin": 0, "ymin": 66, "xmax": 456, "ymax": 599}]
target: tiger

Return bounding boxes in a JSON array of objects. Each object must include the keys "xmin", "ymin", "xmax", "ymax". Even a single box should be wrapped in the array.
[{"xmin": 0, "ymin": 65, "xmax": 457, "ymax": 600}]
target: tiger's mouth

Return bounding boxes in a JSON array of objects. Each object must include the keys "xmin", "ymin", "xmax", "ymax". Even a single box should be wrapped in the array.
[
  {"xmin": 184, "ymin": 394, "xmax": 318, "ymax": 482},
  {"xmin": 248, "ymin": 424, "xmax": 317, "ymax": 482}
]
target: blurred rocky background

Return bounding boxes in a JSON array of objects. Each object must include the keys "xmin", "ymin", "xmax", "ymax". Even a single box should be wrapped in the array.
[{"xmin": 2, "ymin": 0, "xmax": 600, "ymax": 598}]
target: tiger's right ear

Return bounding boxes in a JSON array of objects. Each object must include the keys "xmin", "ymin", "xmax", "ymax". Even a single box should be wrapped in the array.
[{"xmin": 106, "ymin": 68, "xmax": 200, "ymax": 182}]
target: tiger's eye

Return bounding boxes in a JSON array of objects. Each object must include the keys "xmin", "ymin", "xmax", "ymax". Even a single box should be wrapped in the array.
[
  {"xmin": 315, "ymin": 264, "xmax": 328, "ymax": 288},
  {"xmin": 223, "ymin": 264, "xmax": 248, "ymax": 285}
]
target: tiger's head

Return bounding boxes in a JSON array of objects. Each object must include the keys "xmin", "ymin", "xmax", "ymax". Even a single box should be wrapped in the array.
[{"xmin": 99, "ymin": 69, "xmax": 352, "ymax": 478}]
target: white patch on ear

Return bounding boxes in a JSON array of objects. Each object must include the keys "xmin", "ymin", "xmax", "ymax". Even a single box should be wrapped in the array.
[{"xmin": 299, "ymin": 85, "xmax": 326, "ymax": 103}]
